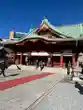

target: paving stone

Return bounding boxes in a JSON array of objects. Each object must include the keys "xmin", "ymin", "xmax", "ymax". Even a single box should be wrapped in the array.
[
  {"xmin": 33, "ymin": 82, "xmax": 83, "ymax": 110},
  {"xmin": 0, "ymin": 68, "xmax": 64, "ymax": 110}
]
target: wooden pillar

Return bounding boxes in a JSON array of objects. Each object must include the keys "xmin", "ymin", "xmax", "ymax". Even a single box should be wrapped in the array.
[
  {"xmin": 15, "ymin": 54, "xmax": 19, "ymax": 65},
  {"xmin": 60, "ymin": 55, "xmax": 63, "ymax": 67},
  {"xmin": 13, "ymin": 53, "xmax": 16, "ymax": 64},
  {"xmin": 20, "ymin": 53, "xmax": 23, "ymax": 64},
  {"xmin": 53, "ymin": 56, "xmax": 55, "ymax": 67},
  {"xmin": 72, "ymin": 54, "xmax": 75, "ymax": 66}
]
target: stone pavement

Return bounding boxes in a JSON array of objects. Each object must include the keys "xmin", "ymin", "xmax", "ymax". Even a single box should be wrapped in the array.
[
  {"xmin": 0, "ymin": 69, "xmax": 40, "ymax": 82},
  {"xmin": 0, "ymin": 65, "xmax": 66, "ymax": 110},
  {"xmin": 0, "ymin": 65, "xmax": 67, "ymax": 82},
  {"xmin": 33, "ymin": 82, "xmax": 83, "ymax": 110}
]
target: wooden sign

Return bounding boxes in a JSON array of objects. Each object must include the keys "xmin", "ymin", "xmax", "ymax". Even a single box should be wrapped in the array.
[{"xmin": 16, "ymin": 42, "xmax": 24, "ymax": 46}]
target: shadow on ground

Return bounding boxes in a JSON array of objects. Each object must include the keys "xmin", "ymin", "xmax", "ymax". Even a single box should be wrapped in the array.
[
  {"xmin": 4, "ymin": 73, "xmax": 20, "ymax": 77},
  {"xmin": 0, "ymin": 72, "xmax": 20, "ymax": 78},
  {"xmin": 75, "ymin": 82, "xmax": 83, "ymax": 95}
]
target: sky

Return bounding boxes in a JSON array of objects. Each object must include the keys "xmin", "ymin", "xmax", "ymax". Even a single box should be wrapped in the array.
[{"xmin": 0, "ymin": 0, "xmax": 83, "ymax": 38}]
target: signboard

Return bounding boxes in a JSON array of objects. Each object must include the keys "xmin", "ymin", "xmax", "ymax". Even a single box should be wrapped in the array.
[{"xmin": 31, "ymin": 52, "xmax": 49, "ymax": 56}]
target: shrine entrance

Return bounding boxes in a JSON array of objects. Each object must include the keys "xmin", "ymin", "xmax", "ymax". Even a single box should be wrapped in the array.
[
  {"xmin": 63, "ymin": 56, "xmax": 72, "ymax": 67},
  {"xmin": 22, "ymin": 52, "xmax": 49, "ymax": 66}
]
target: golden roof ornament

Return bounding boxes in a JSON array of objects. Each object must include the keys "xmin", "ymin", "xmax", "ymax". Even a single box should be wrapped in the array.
[{"xmin": 9, "ymin": 28, "xmax": 14, "ymax": 40}]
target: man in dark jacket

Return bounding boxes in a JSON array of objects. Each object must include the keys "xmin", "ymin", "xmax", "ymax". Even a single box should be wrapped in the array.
[
  {"xmin": 0, "ymin": 53, "xmax": 7, "ymax": 77},
  {"xmin": 39, "ymin": 61, "xmax": 45, "ymax": 71},
  {"xmin": 67, "ymin": 61, "xmax": 71, "ymax": 75}
]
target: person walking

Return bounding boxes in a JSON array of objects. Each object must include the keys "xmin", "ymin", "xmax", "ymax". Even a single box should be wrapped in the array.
[
  {"xmin": 36, "ymin": 59, "xmax": 39, "ymax": 69},
  {"xmin": 39, "ymin": 61, "xmax": 45, "ymax": 71},
  {"xmin": 25, "ymin": 56, "xmax": 28, "ymax": 65},
  {"xmin": 0, "ymin": 52, "xmax": 8, "ymax": 77},
  {"xmin": 67, "ymin": 61, "xmax": 71, "ymax": 75}
]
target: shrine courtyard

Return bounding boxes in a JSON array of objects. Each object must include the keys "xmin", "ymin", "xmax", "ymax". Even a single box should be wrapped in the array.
[
  {"xmin": 0, "ymin": 65, "xmax": 83, "ymax": 110},
  {"xmin": 0, "ymin": 65, "xmax": 66, "ymax": 110}
]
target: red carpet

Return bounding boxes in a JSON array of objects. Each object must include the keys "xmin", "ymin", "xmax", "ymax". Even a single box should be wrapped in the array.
[{"xmin": 0, "ymin": 72, "xmax": 54, "ymax": 91}]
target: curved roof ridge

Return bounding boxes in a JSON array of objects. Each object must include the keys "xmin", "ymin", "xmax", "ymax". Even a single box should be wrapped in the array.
[{"xmin": 19, "ymin": 28, "xmax": 37, "ymax": 41}]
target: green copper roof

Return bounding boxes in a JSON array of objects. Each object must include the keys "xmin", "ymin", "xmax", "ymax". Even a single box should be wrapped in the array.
[
  {"xmin": 16, "ymin": 28, "xmax": 40, "ymax": 42},
  {"xmin": 40, "ymin": 18, "xmax": 72, "ymax": 38},
  {"xmin": 14, "ymin": 18, "xmax": 83, "ymax": 40},
  {"xmin": 14, "ymin": 28, "xmax": 36, "ymax": 40},
  {"xmin": 19, "ymin": 32, "xmax": 41, "ymax": 42},
  {"xmin": 21, "ymin": 33, "xmax": 41, "ymax": 41},
  {"xmin": 14, "ymin": 32, "xmax": 28, "ymax": 39},
  {"xmin": 41, "ymin": 18, "xmax": 83, "ymax": 39},
  {"xmin": 28, "ymin": 33, "xmax": 41, "ymax": 38},
  {"xmin": 6, "ymin": 18, "xmax": 83, "ymax": 44},
  {"xmin": 56, "ymin": 24, "xmax": 83, "ymax": 39}
]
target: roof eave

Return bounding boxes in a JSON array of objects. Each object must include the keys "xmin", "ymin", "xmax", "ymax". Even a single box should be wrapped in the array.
[{"xmin": 4, "ymin": 37, "xmax": 76, "ymax": 45}]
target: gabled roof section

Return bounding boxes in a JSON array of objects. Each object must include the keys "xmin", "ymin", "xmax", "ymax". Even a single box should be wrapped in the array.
[
  {"xmin": 38, "ymin": 18, "xmax": 72, "ymax": 38},
  {"xmin": 19, "ymin": 26, "xmax": 70, "ymax": 42},
  {"xmin": 56, "ymin": 24, "xmax": 83, "ymax": 39},
  {"xmin": 20, "ymin": 32, "xmax": 41, "ymax": 41},
  {"xmin": 18, "ymin": 28, "xmax": 37, "ymax": 41}
]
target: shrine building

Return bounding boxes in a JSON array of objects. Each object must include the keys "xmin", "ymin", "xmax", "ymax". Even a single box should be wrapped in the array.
[{"xmin": 3, "ymin": 18, "xmax": 83, "ymax": 67}]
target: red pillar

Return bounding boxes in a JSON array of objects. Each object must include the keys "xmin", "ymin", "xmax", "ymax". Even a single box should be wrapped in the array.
[
  {"xmin": 60, "ymin": 55, "xmax": 63, "ymax": 67},
  {"xmin": 20, "ymin": 53, "xmax": 23, "ymax": 64},
  {"xmin": 72, "ymin": 55, "xmax": 75, "ymax": 66}
]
